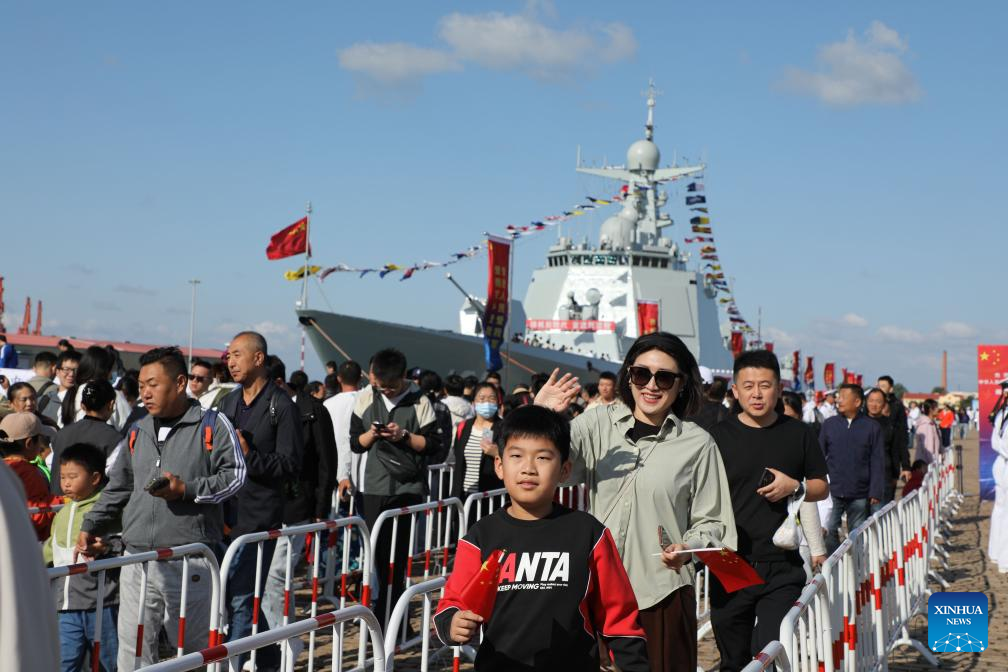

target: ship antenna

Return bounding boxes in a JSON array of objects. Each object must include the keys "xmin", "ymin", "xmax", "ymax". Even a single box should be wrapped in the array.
[{"xmin": 644, "ymin": 79, "xmax": 659, "ymax": 141}]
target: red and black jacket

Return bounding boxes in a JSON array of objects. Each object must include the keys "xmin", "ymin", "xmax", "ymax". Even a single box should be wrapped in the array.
[{"xmin": 434, "ymin": 505, "xmax": 649, "ymax": 671}]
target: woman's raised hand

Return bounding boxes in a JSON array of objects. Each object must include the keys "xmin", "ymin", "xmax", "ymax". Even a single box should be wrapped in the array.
[{"xmin": 533, "ymin": 368, "xmax": 581, "ymax": 412}]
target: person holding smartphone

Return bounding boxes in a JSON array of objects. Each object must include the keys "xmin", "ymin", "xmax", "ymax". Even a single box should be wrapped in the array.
[
  {"xmin": 707, "ymin": 350, "xmax": 829, "ymax": 672},
  {"xmin": 450, "ymin": 382, "xmax": 504, "ymax": 526}
]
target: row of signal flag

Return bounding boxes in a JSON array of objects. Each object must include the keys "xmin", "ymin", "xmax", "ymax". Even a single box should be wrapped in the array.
[
  {"xmin": 263, "ymin": 184, "xmax": 662, "ymax": 281},
  {"xmin": 678, "ymin": 181, "xmax": 755, "ymax": 335},
  {"xmin": 786, "ymin": 354, "xmax": 864, "ymax": 392}
]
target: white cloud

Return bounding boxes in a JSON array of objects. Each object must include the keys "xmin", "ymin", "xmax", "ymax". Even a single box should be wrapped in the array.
[
  {"xmin": 338, "ymin": 11, "xmax": 636, "ymax": 90},
  {"xmin": 337, "ymin": 43, "xmax": 460, "ymax": 86},
  {"xmin": 841, "ymin": 313, "xmax": 868, "ymax": 327},
  {"xmin": 937, "ymin": 321, "xmax": 976, "ymax": 339},
  {"xmin": 763, "ymin": 326, "xmax": 797, "ymax": 351},
  {"xmin": 779, "ymin": 20, "xmax": 921, "ymax": 106},
  {"xmin": 877, "ymin": 325, "xmax": 924, "ymax": 343},
  {"xmin": 252, "ymin": 320, "xmax": 292, "ymax": 338},
  {"xmin": 438, "ymin": 12, "xmax": 635, "ymax": 78}
]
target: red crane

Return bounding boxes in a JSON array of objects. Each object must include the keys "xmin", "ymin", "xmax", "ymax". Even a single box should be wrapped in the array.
[
  {"xmin": 17, "ymin": 297, "xmax": 31, "ymax": 335},
  {"xmin": 33, "ymin": 300, "xmax": 42, "ymax": 336}
]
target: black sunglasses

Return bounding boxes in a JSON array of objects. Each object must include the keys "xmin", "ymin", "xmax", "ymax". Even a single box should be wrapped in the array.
[
  {"xmin": 628, "ymin": 366, "xmax": 683, "ymax": 391},
  {"xmin": 189, "ymin": 374, "xmax": 208, "ymax": 383}
]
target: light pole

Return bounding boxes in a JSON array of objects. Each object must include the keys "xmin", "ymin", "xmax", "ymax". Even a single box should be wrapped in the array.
[{"xmin": 187, "ymin": 279, "xmax": 201, "ymax": 369}]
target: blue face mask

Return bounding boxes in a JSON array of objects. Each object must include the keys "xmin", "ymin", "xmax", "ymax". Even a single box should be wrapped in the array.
[{"xmin": 475, "ymin": 402, "xmax": 498, "ymax": 419}]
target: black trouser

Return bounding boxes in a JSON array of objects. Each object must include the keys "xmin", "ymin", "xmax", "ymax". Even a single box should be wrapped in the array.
[
  {"xmin": 710, "ymin": 555, "xmax": 807, "ymax": 672},
  {"xmin": 362, "ymin": 492, "xmax": 423, "ymax": 628}
]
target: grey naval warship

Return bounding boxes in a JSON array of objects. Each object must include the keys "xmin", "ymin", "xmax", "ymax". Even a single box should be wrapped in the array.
[{"xmin": 298, "ymin": 85, "xmax": 734, "ymax": 384}]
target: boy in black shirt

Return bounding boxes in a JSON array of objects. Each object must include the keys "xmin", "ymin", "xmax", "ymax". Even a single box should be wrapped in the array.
[
  {"xmin": 708, "ymin": 350, "xmax": 829, "ymax": 672},
  {"xmin": 434, "ymin": 405, "xmax": 649, "ymax": 671}
]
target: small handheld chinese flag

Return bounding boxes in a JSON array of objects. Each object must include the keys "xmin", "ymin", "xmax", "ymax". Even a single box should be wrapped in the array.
[
  {"xmin": 697, "ymin": 549, "xmax": 764, "ymax": 593},
  {"xmin": 459, "ymin": 549, "xmax": 507, "ymax": 619},
  {"xmin": 266, "ymin": 217, "xmax": 309, "ymax": 260}
]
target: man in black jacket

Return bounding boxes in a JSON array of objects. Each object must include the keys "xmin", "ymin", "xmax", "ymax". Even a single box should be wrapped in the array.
[
  {"xmin": 877, "ymin": 375, "xmax": 907, "ymax": 440},
  {"xmin": 256, "ymin": 360, "xmax": 337, "ymax": 663},
  {"xmin": 866, "ymin": 388, "xmax": 911, "ymax": 505},
  {"xmin": 218, "ymin": 332, "xmax": 302, "ymax": 670}
]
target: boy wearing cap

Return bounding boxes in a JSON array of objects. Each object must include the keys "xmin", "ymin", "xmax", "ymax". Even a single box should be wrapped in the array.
[{"xmin": 0, "ymin": 411, "xmax": 60, "ymax": 539}]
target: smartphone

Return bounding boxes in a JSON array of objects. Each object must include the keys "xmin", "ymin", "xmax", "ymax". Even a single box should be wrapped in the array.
[
  {"xmin": 146, "ymin": 475, "xmax": 170, "ymax": 493},
  {"xmin": 657, "ymin": 525, "xmax": 673, "ymax": 551},
  {"xmin": 371, "ymin": 421, "xmax": 388, "ymax": 432},
  {"xmin": 758, "ymin": 468, "xmax": 775, "ymax": 489}
]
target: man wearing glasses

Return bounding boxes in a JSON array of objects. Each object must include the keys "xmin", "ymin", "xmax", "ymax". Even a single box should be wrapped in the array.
[
  {"xmin": 42, "ymin": 350, "xmax": 81, "ymax": 427},
  {"xmin": 188, "ymin": 358, "xmax": 229, "ymax": 410}
]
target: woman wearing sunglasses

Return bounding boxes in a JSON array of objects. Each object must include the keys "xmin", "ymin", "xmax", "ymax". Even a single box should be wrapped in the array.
[{"xmin": 535, "ymin": 331, "xmax": 736, "ymax": 672}]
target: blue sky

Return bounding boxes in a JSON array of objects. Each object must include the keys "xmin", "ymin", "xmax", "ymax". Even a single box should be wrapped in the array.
[{"xmin": 0, "ymin": 2, "xmax": 1000, "ymax": 391}]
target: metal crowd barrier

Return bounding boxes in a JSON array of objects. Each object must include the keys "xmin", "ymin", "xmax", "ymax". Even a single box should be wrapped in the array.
[
  {"xmin": 28, "ymin": 502, "xmax": 65, "ymax": 515},
  {"xmin": 557, "ymin": 482, "xmax": 588, "ymax": 511},
  {"xmin": 48, "ymin": 543, "xmax": 221, "ymax": 672},
  {"xmin": 383, "ymin": 577, "xmax": 454, "ymax": 671},
  {"xmin": 742, "ymin": 640, "xmax": 789, "ymax": 672},
  {"xmin": 137, "ymin": 604, "xmax": 386, "ymax": 672},
  {"xmin": 369, "ymin": 498, "xmax": 465, "ymax": 628},
  {"xmin": 759, "ymin": 447, "xmax": 962, "ymax": 671},
  {"xmin": 217, "ymin": 516, "xmax": 372, "ymax": 672},
  {"xmin": 427, "ymin": 463, "xmax": 455, "ymax": 503},
  {"xmin": 461, "ymin": 488, "xmax": 508, "ymax": 532}
]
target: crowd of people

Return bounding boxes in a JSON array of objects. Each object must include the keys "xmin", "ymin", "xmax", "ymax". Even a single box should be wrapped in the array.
[{"xmin": 0, "ymin": 329, "xmax": 967, "ymax": 672}]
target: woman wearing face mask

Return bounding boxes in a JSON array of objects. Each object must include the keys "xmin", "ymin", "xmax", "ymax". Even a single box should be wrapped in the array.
[
  {"xmin": 450, "ymin": 382, "xmax": 504, "ymax": 513},
  {"xmin": 535, "ymin": 332, "xmax": 736, "ymax": 672}
]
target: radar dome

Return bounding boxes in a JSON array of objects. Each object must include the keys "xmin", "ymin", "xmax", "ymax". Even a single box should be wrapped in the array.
[
  {"xmin": 599, "ymin": 212, "xmax": 635, "ymax": 248},
  {"xmin": 627, "ymin": 139, "xmax": 659, "ymax": 172}
]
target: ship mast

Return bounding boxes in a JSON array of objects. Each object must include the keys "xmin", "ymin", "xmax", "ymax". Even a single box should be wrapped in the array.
[{"xmin": 575, "ymin": 80, "xmax": 705, "ymax": 246}]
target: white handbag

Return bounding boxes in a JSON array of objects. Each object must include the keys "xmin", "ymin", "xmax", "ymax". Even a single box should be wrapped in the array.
[{"xmin": 772, "ymin": 490, "xmax": 806, "ymax": 550}]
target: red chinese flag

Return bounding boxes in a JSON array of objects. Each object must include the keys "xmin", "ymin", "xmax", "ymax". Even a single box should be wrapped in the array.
[
  {"xmin": 697, "ymin": 549, "xmax": 764, "ymax": 593},
  {"xmin": 458, "ymin": 549, "xmax": 507, "ymax": 619},
  {"xmin": 266, "ymin": 217, "xmax": 309, "ymax": 260},
  {"xmin": 637, "ymin": 300, "xmax": 659, "ymax": 336},
  {"xmin": 765, "ymin": 342, "xmax": 774, "ymax": 353},
  {"xmin": 823, "ymin": 363, "xmax": 835, "ymax": 390},
  {"xmin": 730, "ymin": 331, "xmax": 744, "ymax": 358}
]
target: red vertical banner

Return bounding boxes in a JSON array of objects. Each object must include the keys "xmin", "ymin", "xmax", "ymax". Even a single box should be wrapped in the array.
[
  {"xmin": 855, "ymin": 373, "xmax": 863, "ymax": 386},
  {"xmin": 823, "ymin": 363, "xmax": 835, "ymax": 389},
  {"xmin": 483, "ymin": 235, "xmax": 511, "ymax": 372},
  {"xmin": 979, "ymin": 345, "xmax": 1008, "ymax": 500},
  {"xmin": 731, "ymin": 332, "xmax": 744, "ymax": 358},
  {"xmin": 804, "ymin": 356, "xmax": 815, "ymax": 389},
  {"xmin": 791, "ymin": 351, "xmax": 800, "ymax": 387},
  {"xmin": 841, "ymin": 367, "xmax": 848, "ymax": 384},
  {"xmin": 764, "ymin": 342, "xmax": 774, "ymax": 353},
  {"xmin": 637, "ymin": 300, "xmax": 659, "ymax": 336}
]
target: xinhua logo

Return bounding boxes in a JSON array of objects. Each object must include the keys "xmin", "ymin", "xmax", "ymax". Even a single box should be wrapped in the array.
[{"xmin": 928, "ymin": 592, "xmax": 988, "ymax": 653}]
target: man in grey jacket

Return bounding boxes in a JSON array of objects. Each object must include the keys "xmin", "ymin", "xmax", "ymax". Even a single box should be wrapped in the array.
[{"xmin": 78, "ymin": 346, "xmax": 245, "ymax": 671}]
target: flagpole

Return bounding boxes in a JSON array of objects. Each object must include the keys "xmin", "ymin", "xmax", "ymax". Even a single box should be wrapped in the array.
[
  {"xmin": 505, "ymin": 233, "xmax": 515, "ymax": 391},
  {"xmin": 300, "ymin": 201, "xmax": 312, "ymax": 371}
]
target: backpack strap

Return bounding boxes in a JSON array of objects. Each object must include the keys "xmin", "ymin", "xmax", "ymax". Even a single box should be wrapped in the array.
[
  {"xmin": 201, "ymin": 410, "xmax": 218, "ymax": 453},
  {"xmin": 127, "ymin": 422, "xmax": 141, "ymax": 456}
]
